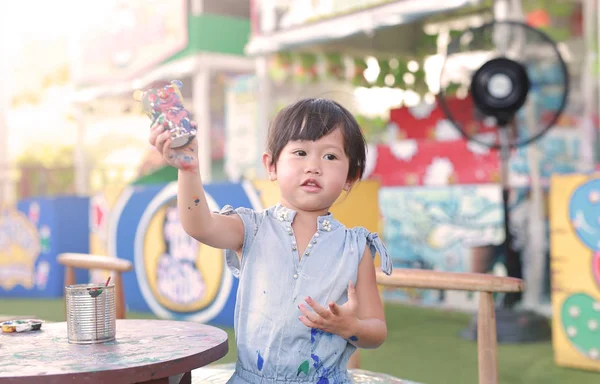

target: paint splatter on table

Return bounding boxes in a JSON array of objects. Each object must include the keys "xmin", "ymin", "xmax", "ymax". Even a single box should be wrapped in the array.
[{"xmin": 0, "ymin": 319, "xmax": 228, "ymax": 384}]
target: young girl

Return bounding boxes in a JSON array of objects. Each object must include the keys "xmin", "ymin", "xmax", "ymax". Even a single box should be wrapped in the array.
[{"xmin": 148, "ymin": 98, "xmax": 392, "ymax": 383}]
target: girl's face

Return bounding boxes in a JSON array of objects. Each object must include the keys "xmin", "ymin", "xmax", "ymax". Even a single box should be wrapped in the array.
[{"xmin": 264, "ymin": 127, "xmax": 352, "ymax": 214}]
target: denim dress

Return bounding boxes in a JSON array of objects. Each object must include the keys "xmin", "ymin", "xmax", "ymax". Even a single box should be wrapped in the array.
[{"xmin": 218, "ymin": 204, "xmax": 393, "ymax": 384}]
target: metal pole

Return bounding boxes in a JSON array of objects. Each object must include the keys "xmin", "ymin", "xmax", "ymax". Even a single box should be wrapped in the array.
[
  {"xmin": 523, "ymin": 97, "xmax": 545, "ymax": 310},
  {"xmin": 255, "ymin": 56, "xmax": 270, "ymax": 179},
  {"xmin": 493, "ymin": 0, "xmax": 510, "ymax": 21},
  {"xmin": 498, "ymin": 124, "xmax": 523, "ymax": 308},
  {"xmin": 72, "ymin": 104, "xmax": 88, "ymax": 196},
  {"xmin": 580, "ymin": 0, "xmax": 596, "ymax": 171},
  {"xmin": 193, "ymin": 67, "xmax": 212, "ymax": 181},
  {"xmin": 0, "ymin": 8, "xmax": 14, "ymax": 205},
  {"xmin": 509, "ymin": 0, "xmax": 547, "ymax": 310},
  {"xmin": 594, "ymin": 0, "xmax": 600, "ymax": 164}
]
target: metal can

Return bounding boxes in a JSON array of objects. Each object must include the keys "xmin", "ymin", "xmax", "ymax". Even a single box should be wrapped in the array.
[{"xmin": 65, "ymin": 284, "xmax": 116, "ymax": 344}]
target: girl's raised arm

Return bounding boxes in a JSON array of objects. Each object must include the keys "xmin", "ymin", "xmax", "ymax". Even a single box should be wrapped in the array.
[
  {"xmin": 149, "ymin": 122, "xmax": 245, "ymax": 253},
  {"xmin": 177, "ymin": 169, "xmax": 245, "ymax": 252}
]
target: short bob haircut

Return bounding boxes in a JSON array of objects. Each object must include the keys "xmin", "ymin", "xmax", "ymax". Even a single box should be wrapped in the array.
[{"xmin": 266, "ymin": 98, "xmax": 367, "ymax": 181}]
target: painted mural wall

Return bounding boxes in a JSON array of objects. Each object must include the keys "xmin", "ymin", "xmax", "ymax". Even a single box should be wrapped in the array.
[
  {"xmin": 550, "ymin": 174, "xmax": 600, "ymax": 372},
  {"xmin": 0, "ymin": 197, "xmax": 90, "ymax": 298}
]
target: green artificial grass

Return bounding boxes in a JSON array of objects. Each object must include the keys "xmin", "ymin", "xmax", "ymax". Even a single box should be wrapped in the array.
[{"xmin": 1, "ymin": 299, "xmax": 599, "ymax": 383}]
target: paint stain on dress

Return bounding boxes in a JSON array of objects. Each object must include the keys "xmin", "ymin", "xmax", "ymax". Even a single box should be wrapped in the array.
[
  {"xmin": 311, "ymin": 353, "xmax": 323, "ymax": 370},
  {"xmin": 311, "ymin": 328, "xmax": 324, "ymax": 343},
  {"xmin": 310, "ymin": 328, "xmax": 336, "ymax": 383},
  {"xmin": 297, "ymin": 360, "xmax": 309, "ymax": 376},
  {"xmin": 257, "ymin": 351, "xmax": 264, "ymax": 371}
]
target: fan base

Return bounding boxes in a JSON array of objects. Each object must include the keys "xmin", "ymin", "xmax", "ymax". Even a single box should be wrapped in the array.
[{"xmin": 459, "ymin": 308, "xmax": 551, "ymax": 343}]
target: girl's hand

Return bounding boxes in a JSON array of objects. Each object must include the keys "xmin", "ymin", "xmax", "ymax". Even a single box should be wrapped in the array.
[
  {"xmin": 298, "ymin": 281, "xmax": 360, "ymax": 341},
  {"xmin": 148, "ymin": 117, "xmax": 199, "ymax": 172}
]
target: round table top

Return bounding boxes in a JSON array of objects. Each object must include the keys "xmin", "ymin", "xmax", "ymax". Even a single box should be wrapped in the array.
[{"xmin": 0, "ymin": 319, "xmax": 228, "ymax": 384}]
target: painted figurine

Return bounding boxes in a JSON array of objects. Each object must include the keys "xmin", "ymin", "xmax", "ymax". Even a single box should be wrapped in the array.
[{"xmin": 133, "ymin": 80, "xmax": 196, "ymax": 148}]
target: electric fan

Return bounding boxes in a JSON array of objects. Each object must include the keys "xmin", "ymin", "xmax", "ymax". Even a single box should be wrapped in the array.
[{"xmin": 437, "ymin": 20, "xmax": 569, "ymax": 342}]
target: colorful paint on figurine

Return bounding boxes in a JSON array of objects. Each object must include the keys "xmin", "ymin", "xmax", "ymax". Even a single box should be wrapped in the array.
[{"xmin": 134, "ymin": 80, "xmax": 196, "ymax": 148}]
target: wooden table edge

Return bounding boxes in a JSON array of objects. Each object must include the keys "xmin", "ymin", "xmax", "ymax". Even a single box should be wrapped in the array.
[{"xmin": 0, "ymin": 334, "xmax": 229, "ymax": 384}]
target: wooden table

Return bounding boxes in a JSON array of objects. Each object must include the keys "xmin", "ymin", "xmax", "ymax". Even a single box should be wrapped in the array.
[{"xmin": 0, "ymin": 319, "xmax": 228, "ymax": 384}]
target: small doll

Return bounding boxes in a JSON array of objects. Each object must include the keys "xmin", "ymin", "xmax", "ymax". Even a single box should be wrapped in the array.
[{"xmin": 134, "ymin": 80, "xmax": 196, "ymax": 148}]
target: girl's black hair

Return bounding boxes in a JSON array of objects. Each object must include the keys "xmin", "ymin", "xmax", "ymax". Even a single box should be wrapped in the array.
[{"xmin": 266, "ymin": 98, "xmax": 366, "ymax": 181}]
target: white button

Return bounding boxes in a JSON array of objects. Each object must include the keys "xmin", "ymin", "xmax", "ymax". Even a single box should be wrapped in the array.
[
  {"xmin": 315, "ymin": 233, "xmax": 320, "ymax": 237},
  {"xmin": 293, "ymin": 273, "xmax": 298, "ymax": 279},
  {"xmin": 307, "ymin": 244, "xmax": 312, "ymax": 248}
]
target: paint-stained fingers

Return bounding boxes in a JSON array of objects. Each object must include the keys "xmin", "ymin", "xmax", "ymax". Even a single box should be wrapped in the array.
[
  {"xmin": 161, "ymin": 136, "xmax": 172, "ymax": 159},
  {"xmin": 154, "ymin": 130, "xmax": 170, "ymax": 157},
  {"xmin": 298, "ymin": 315, "xmax": 319, "ymax": 329},
  {"xmin": 148, "ymin": 119, "xmax": 167, "ymax": 146},
  {"xmin": 328, "ymin": 302, "xmax": 341, "ymax": 316},
  {"xmin": 298, "ymin": 304, "xmax": 321, "ymax": 324},
  {"xmin": 305, "ymin": 296, "xmax": 330, "ymax": 319}
]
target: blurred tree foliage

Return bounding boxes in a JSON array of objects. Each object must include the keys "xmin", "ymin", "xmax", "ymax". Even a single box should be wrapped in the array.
[
  {"xmin": 16, "ymin": 143, "xmax": 74, "ymax": 167},
  {"xmin": 15, "ymin": 143, "xmax": 76, "ymax": 198},
  {"xmin": 356, "ymin": 115, "xmax": 388, "ymax": 143}
]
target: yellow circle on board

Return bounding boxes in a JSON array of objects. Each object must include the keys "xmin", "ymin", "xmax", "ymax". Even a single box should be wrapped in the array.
[{"xmin": 143, "ymin": 202, "xmax": 224, "ymax": 313}]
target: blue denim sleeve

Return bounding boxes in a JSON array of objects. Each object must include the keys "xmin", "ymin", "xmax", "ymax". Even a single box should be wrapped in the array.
[
  {"xmin": 214, "ymin": 205, "xmax": 262, "ymax": 278},
  {"xmin": 353, "ymin": 227, "xmax": 393, "ymax": 276},
  {"xmin": 366, "ymin": 232, "xmax": 393, "ymax": 275}
]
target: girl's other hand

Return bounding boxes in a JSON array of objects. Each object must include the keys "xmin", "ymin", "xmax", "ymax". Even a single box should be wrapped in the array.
[{"xmin": 298, "ymin": 281, "xmax": 359, "ymax": 340}]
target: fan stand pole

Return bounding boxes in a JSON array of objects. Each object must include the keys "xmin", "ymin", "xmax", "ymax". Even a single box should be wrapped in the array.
[
  {"xmin": 498, "ymin": 124, "xmax": 522, "ymax": 308},
  {"xmin": 461, "ymin": 122, "xmax": 551, "ymax": 344}
]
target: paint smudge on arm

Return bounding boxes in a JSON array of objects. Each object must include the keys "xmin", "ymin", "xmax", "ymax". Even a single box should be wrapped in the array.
[
  {"xmin": 167, "ymin": 152, "xmax": 197, "ymax": 172},
  {"xmin": 348, "ymin": 335, "xmax": 358, "ymax": 342},
  {"xmin": 188, "ymin": 196, "xmax": 201, "ymax": 210}
]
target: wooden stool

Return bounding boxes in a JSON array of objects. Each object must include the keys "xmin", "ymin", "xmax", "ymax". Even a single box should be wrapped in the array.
[
  {"xmin": 57, "ymin": 253, "xmax": 133, "ymax": 319},
  {"xmin": 375, "ymin": 269, "xmax": 525, "ymax": 384}
]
